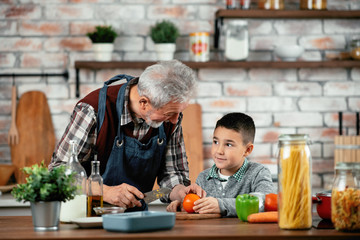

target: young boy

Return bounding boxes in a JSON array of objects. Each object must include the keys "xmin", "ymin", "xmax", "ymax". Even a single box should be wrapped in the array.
[{"xmin": 167, "ymin": 112, "xmax": 275, "ymax": 217}]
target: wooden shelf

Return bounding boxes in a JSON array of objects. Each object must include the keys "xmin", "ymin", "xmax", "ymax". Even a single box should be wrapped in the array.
[
  {"xmin": 215, "ymin": 9, "xmax": 360, "ymax": 19},
  {"xmin": 74, "ymin": 60, "xmax": 360, "ymax": 97}
]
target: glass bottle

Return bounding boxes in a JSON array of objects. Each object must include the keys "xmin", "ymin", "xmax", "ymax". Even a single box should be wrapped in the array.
[
  {"xmin": 258, "ymin": 0, "xmax": 284, "ymax": 10},
  {"xmin": 225, "ymin": 20, "xmax": 249, "ymax": 61},
  {"xmin": 350, "ymin": 38, "xmax": 360, "ymax": 60},
  {"xmin": 59, "ymin": 140, "xmax": 87, "ymax": 222},
  {"xmin": 87, "ymin": 156, "xmax": 103, "ymax": 217},
  {"xmin": 277, "ymin": 134, "xmax": 312, "ymax": 230},
  {"xmin": 331, "ymin": 162, "xmax": 360, "ymax": 232},
  {"xmin": 300, "ymin": 0, "xmax": 327, "ymax": 10}
]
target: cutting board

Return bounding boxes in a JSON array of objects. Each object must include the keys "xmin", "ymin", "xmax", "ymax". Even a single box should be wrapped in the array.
[
  {"xmin": 176, "ymin": 212, "xmax": 221, "ymax": 220},
  {"xmin": 10, "ymin": 91, "xmax": 55, "ymax": 183}
]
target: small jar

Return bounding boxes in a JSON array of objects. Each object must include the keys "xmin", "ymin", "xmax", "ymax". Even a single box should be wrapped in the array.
[
  {"xmin": 331, "ymin": 163, "xmax": 360, "ymax": 232},
  {"xmin": 258, "ymin": 0, "xmax": 284, "ymax": 10},
  {"xmin": 300, "ymin": 0, "xmax": 327, "ymax": 10},
  {"xmin": 225, "ymin": 20, "xmax": 249, "ymax": 61},
  {"xmin": 189, "ymin": 32, "xmax": 210, "ymax": 62},
  {"xmin": 277, "ymin": 134, "xmax": 312, "ymax": 230},
  {"xmin": 350, "ymin": 39, "xmax": 360, "ymax": 60}
]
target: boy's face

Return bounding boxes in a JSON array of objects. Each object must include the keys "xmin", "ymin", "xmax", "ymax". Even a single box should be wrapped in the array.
[{"xmin": 211, "ymin": 126, "xmax": 254, "ymax": 176}]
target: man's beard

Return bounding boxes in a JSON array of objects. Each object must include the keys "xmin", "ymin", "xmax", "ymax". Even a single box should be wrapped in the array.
[{"xmin": 147, "ymin": 120, "xmax": 163, "ymax": 128}]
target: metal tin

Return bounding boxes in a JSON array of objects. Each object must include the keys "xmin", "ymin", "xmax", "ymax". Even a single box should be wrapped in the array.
[{"xmin": 189, "ymin": 32, "xmax": 210, "ymax": 62}]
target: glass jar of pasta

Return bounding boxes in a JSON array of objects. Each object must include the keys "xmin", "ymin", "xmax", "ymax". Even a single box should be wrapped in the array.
[
  {"xmin": 277, "ymin": 134, "xmax": 312, "ymax": 230},
  {"xmin": 331, "ymin": 162, "xmax": 360, "ymax": 232}
]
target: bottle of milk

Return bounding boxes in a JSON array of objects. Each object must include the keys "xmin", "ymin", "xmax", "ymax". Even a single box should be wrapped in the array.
[
  {"xmin": 60, "ymin": 140, "xmax": 87, "ymax": 222},
  {"xmin": 225, "ymin": 20, "xmax": 249, "ymax": 61}
]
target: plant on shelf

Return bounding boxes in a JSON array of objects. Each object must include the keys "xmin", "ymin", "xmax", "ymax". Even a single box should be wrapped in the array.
[
  {"xmin": 150, "ymin": 20, "xmax": 179, "ymax": 60},
  {"xmin": 11, "ymin": 161, "xmax": 77, "ymax": 231},
  {"xmin": 87, "ymin": 25, "xmax": 118, "ymax": 61}
]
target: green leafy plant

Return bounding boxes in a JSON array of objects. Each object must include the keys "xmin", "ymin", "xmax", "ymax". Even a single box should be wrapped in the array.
[
  {"xmin": 11, "ymin": 162, "xmax": 77, "ymax": 203},
  {"xmin": 87, "ymin": 25, "xmax": 118, "ymax": 43},
  {"xmin": 150, "ymin": 20, "xmax": 179, "ymax": 44}
]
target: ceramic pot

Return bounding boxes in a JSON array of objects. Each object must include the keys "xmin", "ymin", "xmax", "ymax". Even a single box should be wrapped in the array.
[
  {"xmin": 93, "ymin": 43, "xmax": 114, "ymax": 61},
  {"xmin": 30, "ymin": 201, "xmax": 61, "ymax": 231},
  {"xmin": 312, "ymin": 190, "xmax": 331, "ymax": 220},
  {"xmin": 154, "ymin": 43, "xmax": 176, "ymax": 61}
]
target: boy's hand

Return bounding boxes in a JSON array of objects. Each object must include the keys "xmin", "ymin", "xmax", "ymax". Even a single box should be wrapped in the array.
[
  {"xmin": 166, "ymin": 200, "xmax": 182, "ymax": 212},
  {"xmin": 193, "ymin": 197, "xmax": 220, "ymax": 214}
]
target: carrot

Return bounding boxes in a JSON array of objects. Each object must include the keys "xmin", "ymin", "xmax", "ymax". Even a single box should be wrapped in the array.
[{"xmin": 247, "ymin": 211, "xmax": 278, "ymax": 223}]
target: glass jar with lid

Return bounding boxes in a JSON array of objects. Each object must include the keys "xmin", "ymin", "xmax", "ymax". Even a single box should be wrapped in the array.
[
  {"xmin": 225, "ymin": 20, "xmax": 249, "ymax": 61},
  {"xmin": 300, "ymin": 0, "xmax": 327, "ymax": 10},
  {"xmin": 258, "ymin": 0, "xmax": 284, "ymax": 10},
  {"xmin": 277, "ymin": 134, "xmax": 312, "ymax": 230},
  {"xmin": 350, "ymin": 38, "xmax": 360, "ymax": 60},
  {"xmin": 331, "ymin": 162, "xmax": 360, "ymax": 232}
]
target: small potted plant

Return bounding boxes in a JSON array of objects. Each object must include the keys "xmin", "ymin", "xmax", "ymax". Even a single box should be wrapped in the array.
[
  {"xmin": 87, "ymin": 25, "xmax": 118, "ymax": 61},
  {"xmin": 150, "ymin": 20, "xmax": 179, "ymax": 60},
  {"xmin": 11, "ymin": 162, "xmax": 77, "ymax": 231}
]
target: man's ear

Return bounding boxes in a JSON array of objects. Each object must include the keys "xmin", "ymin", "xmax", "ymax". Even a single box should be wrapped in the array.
[
  {"xmin": 139, "ymin": 96, "xmax": 150, "ymax": 110},
  {"xmin": 244, "ymin": 143, "xmax": 254, "ymax": 157}
]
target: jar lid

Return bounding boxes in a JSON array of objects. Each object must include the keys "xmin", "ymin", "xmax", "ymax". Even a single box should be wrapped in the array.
[
  {"xmin": 189, "ymin": 32, "xmax": 209, "ymax": 36},
  {"xmin": 278, "ymin": 134, "xmax": 311, "ymax": 144},
  {"xmin": 335, "ymin": 162, "xmax": 360, "ymax": 170},
  {"xmin": 227, "ymin": 20, "xmax": 248, "ymax": 26}
]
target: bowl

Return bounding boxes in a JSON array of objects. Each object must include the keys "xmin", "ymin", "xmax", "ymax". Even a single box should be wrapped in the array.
[
  {"xmin": 274, "ymin": 45, "xmax": 304, "ymax": 61},
  {"xmin": 0, "ymin": 164, "xmax": 15, "ymax": 186}
]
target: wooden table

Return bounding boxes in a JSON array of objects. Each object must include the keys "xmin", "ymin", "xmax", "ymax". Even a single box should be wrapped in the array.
[{"xmin": 1, "ymin": 216, "xmax": 360, "ymax": 240}]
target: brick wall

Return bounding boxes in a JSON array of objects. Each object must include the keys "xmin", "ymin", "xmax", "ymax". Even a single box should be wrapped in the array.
[{"xmin": 1, "ymin": 0, "xmax": 360, "ymax": 188}]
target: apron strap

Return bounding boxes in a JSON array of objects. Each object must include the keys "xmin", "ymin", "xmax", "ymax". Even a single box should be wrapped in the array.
[{"xmin": 97, "ymin": 74, "xmax": 134, "ymax": 134}]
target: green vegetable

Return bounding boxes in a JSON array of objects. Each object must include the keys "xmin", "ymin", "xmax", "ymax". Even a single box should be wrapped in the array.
[
  {"xmin": 150, "ymin": 20, "xmax": 179, "ymax": 44},
  {"xmin": 236, "ymin": 194, "xmax": 259, "ymax": 221},
  {"xmin": 11, "ymin": 161, "xmax": 78, "ymax": 203},
  {"xmin": 87, "ymin": 25, "xmax": 118, "ymax": 43}
]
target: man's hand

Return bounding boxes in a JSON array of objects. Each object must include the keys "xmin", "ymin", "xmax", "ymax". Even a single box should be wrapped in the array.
[
  {"xmin": 103, "ymin": 183, "xmax": 144, "ymax": 209},
  {"xmin": 169, "ymin": 183, "xmax": 206, "ymax": 202},
  {"xmin": 193, "ymin": 197, "xmax": 220, "ymax": 214}
]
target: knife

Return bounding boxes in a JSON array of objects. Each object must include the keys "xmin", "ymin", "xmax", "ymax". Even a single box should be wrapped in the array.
[{"xmin": 143, "ymin": 187, "xmax": 172, "ymax": 204}]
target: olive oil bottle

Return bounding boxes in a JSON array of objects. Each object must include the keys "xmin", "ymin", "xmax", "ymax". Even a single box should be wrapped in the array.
[{"xmin": 87, "ymin": 155, "xmax": 103, "ymax": 217}]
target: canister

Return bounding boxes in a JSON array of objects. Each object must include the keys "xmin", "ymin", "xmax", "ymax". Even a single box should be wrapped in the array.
[
  {"xmin": 225, "ymin": 20, "xmax": 249, "ymax": 61},
  {"xmin": 189, "ymin": 32, "xmax": 210, "ymax": 62},
  {"xmin": 277, "ymin": 134, "xmax": 312, "ymax": 230},
  {"xmin": 331, "ymin": 162, "xmax": 360, "ymax": 232}
]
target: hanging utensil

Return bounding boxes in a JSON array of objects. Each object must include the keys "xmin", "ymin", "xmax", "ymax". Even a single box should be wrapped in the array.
[{"xmin": 7, "ymin": 76, "xmax": 19, "ymax": 145}]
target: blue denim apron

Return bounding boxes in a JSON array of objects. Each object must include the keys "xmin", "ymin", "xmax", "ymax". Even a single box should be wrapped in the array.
[{"xmin": 97, "ymin": 75, "xmax": 167, "ymax": 211}]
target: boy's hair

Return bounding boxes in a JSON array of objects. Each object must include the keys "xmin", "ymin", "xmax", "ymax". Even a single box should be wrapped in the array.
[{"xmin": 215, "ymin": 112, "xmax": 255, "ymax": 145}]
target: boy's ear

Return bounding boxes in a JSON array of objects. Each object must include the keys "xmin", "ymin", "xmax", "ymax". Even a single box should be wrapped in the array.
[{"xmin": 244, "ymin": 143, "xmax": 254, "ymax": 157}]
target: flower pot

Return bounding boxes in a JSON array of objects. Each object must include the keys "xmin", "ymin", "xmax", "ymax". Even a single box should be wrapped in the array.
[
  {"xmin": 154, "ymin": 43, "xmax": 176, "ymax": 61},
  {"xmin": 93, "ymin": 43, "xmax": 114, "ymax": 61},
  {"xmin": 30, "ymin": 201, "xmax": 61, "ymax": 231}
]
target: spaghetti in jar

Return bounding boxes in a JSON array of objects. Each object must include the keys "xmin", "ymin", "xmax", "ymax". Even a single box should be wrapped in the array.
[{"xmin": 277, "ymin": 134, "xmax": 312, "ymax": 230}]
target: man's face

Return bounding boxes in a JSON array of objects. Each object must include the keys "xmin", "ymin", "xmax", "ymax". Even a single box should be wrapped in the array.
[{"xmin": 143, "ymin": 101, "xmax": 188, "ymax": 128}]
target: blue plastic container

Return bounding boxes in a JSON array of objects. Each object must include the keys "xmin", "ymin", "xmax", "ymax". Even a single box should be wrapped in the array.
[{"xmin": 102, "ymin": 211, "xmax": 176, "ymax": 232}]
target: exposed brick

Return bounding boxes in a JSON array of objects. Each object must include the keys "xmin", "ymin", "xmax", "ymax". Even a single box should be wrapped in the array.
[
  {"xmin": 44, "ymin": 37, "xmax": 92, "ymax": 52},
  {"xmin": 351, "ymin": 68, "xmax": 360, "ymax": 81},
  {"xmin": 70, "ymin": 21, "xmax": 100, "ymax": 35},
  {"xmin": 274, "ymin": 112, "xmax": 322, "ymax": 127},
  {"xmin": 248, "ymin": 97, "xmax": 295, "ymax": 112},
  {"xmin": 299, "ymin": 97, "xmax": 347, "ymax": 111},
  {"xmin": 349, "ymin": 97, "xmax": 360, "ymax": 111},
  {"xmin": 0, "ymin": 20, "xmax": 17, "ymax": 35},
  {"xmin": 148, "ymin": 5, "xmax": 196, "ymax": 20},
  {"xmin": 198, "ymin": 5, "xmax": 219, "ymax": 20},
  {"xmin": 248, "ymin": 20, "xmax": 272, "ymax": 35},
  {"xmin": 115, "ymin": 36, "xmax": 144, "ymax": 51},
  {"xmin": 324, "ymin": 19, "xmax": 360, "ymax": 34},
  {"xmin": 299, "ymin": 68, "xmax": 347, "ymax": 81},
  {"xmin": 201, "ymin": 112, "xmax": 222, "ymax": 128},
  {"xmin": 250, "ymin": 143, "xmax": 272, "ymax": 158},
  {"xmin": 249, "ymin": 68, "xmax": 297, "ymax": 82},
  {"xmin": 21, "ymin": 53, "xmax": 68, "ymax": 68},
  {"xmin": 18, "ymin": 83, "xmax": 70, "ymax": 99},
  {"xmin": 202, "ymin": 128, "xmax": 214, "ymax": 145},
  {"xmin": 45, "ymin": 5, "xmax": 94, "ymax": 20},
  {"xmin": 251, "ymin": 36, "xmax": 297, "ymax": 50},
  {"xmin": 0, "ymin": 53, "xmax": 16, "ymax": 67},
  {"xmin": 197, "ymin": 82, "xmax": 222, "ymax": 97},
  {"xmin": 299, "ymin": 51, "xmax": 322, "ymax": 61},
  {"xmin": 248, "ymin": 113, "xmax": 273, "ymax": 127},
  {"xmin": 96, "ymin": 5, "xmax": 145, "ymax": 20},
  {"xmin": 324, "ymin": 81, "xmax": 359, "ymax": 96},
  {"xmin": 274, "ymin": 82, "xmax": 321, "ymax": 96},
  {"xmin": 299, "ymin": 35, "xmax": 346, "ymax": 50},
  {"xmin": 247, "ymin": 51, "xmax": 272, "ymax": 61},
  {"xmin": 0, "ymin": 100, "xmax": 11, "ymax": 114},
  {"xmin": 20, "ymin": 21, "xmax": 69, "ymax": 36},
  {"xmin": 0, "ymin": 146, "xmax": 10, "ymax": 162},
  {"xmin": 198, "ymin": 68, "xmax": 246, "ymax": 81},
  {"xmin": 255, "ymin": 127, "xmax": 296, "ymax": 143},
  {"xmin": 0, "ymin": 37, "xmax": 42, "ymax": 51},
  {"xmin": 312, "ymin": 159, "xmax": 335, "ymax": 173},
  {"xmin": 324, "ymin": 112, "xmax": 358, "ymax": 128},
  {"xmin": 177, "ymin": 20, "xmax": 213, "ymax": 35},
  {"xmin": 298, "ymin": 127, "xmax": 339, "ymax": 142},
  {"xmin": 198, "ymin": 97, "xmax": 246, "ymax": 113},
  {"xmin": 0, "ymin": 5, "xmax": 41, "ymax": 19},
  {"xmin": 225, "ymin": 82, "xmax": 272, "ymax": 96},
  {"xmin": 274, "ymin": 20, "xmax": 322, "ymax": 35},
  {"xmin": 0, "ymin": 84, "xmax": 12, "ymax": 99},
  {"xmin": 324, "ymin": 143, "xmax": 335, "ymax": 158},
  {"xmin": 48, "ymin": 99, "xmax": 78, "ymax": 115},
  {"xmin": 124, "ymin": 52, "xmax": 156, "ymax": 61}
]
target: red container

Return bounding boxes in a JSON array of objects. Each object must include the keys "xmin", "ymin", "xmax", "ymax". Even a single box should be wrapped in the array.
[{"xmin": 312, "ymin": 190, "xmax": 331, "ymax": 220}]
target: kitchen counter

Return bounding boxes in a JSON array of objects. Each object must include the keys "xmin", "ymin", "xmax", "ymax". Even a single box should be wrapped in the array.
[{"xmin": 0, "ymin": 215, "xmax": 359, "ymax": 240}]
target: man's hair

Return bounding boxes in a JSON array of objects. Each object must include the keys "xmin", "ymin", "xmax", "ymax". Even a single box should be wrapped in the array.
[
  {"xmin": 215, "ymin": 112, "xmax": 255, "ymax": 145},
  {"xmin": 137, "ymin": 60, "xmax": 197, "ymax": 109}
]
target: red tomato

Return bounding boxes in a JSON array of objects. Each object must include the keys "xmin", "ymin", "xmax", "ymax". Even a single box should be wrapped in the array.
[
  {"xmin": 182, "ymin": 193, "xmax": 200, "ymax": 213},
  {"xmin": 265, "ymin": 193, "xmax": 278, "ymax": 211}
]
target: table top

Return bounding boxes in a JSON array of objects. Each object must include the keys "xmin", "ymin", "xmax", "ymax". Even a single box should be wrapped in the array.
[{"xmin": 1, "ymin": 216, "xmax": 360, "ymax": 240}]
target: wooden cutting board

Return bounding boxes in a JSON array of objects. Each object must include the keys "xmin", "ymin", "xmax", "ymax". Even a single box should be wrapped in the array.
[
  {"xmin": 176, "ymin": 212, "xmax": 221, "ymax": 220},
  {"xmin": 10, "ymin": 91, "xmax": 55, "ymax": 183}
]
